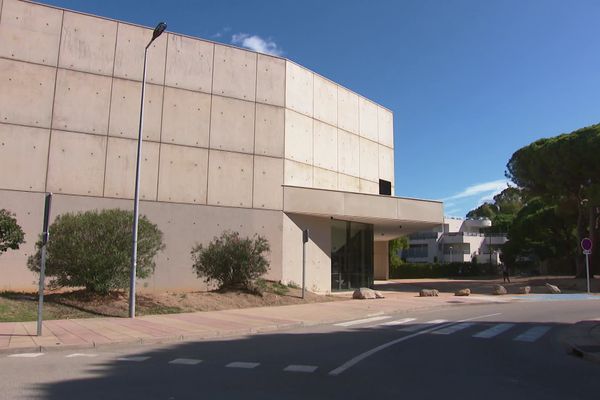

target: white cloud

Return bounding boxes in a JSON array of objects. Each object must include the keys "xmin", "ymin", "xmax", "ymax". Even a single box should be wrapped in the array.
[
  {"xmin": 231, "ymin": 33, "xmax": 283, "ymax": 56},
  {"xmin": 443, "ymin": 179, "xmax": 509, "ymax": 201}
]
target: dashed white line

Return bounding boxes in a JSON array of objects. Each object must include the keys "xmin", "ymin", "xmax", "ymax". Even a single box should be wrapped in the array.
[
  {"xmin": 398, "ymin": 319, "xmax": 448, "ymax": 332},
  {"xmin": 65, "ymin": 353, "xmax": 98, "ymax": 358},
  {"xmin": 431, "ymin": 322, "xmax": 475, "ymax": 335},
  {"xmin": 473, "ymin": 323, "xmax": 515, "ymax": 339},
  {"xmin": 334, "ymin": 316, "xmax": 391, "ymax": 327},
  {"xmin": 514, "ymin": 326, "xmax": 551, "ymax": 342},
  {"xmin": 226, "ymin": 361, "xmax": 260, "ymax": 369},
  {"xmin": 379, "ymin": 318, "xmax": 416, "ymax": 327},
  {"xmin": 8, "ymin": 353, "xmax": 44, "ymax": 358},
  {"xmin": 169, "ymin": 358, "xmax": 203, "ymax": 365},
  {"xmin": 284, "ymin": 364, "xmax": 318, "ymax": 373},
  {"xmin": 117, "ymin": 356, "xmax": 150, "ymax": 362}
]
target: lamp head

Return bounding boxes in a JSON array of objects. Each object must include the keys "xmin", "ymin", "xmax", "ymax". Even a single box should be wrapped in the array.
[{"xmin": 152, "ymin": 22, "xmax": 167, "ymax": 42}]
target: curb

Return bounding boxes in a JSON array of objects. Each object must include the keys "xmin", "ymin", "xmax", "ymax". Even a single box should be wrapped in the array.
[{"xmin": 561, "ymin": 321, "xmax": 600, "ymax": 364}]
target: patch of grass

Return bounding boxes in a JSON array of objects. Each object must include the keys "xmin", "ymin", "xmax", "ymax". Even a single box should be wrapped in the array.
[
  {"xmin": 269, "ymin": 281, "xmax": 290, "ymax": 296},
  {"xmin": 286, "ymin": 281, "xmax": 300, "ymax": 289},
  {"xmin": 0, "ymin": 291, "xmax": 96, "ymax": 322}
]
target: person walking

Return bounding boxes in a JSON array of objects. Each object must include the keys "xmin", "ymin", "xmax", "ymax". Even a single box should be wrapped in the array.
[{"xmin": 502, "ymin": 264, "xmax": 510, "ymax": 283}]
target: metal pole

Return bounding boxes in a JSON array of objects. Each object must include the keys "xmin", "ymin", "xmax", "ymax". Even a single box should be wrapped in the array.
[
  {"xmin": 129, "ymin": 45, "xmax": 149, "ymax": 319},
  {"xmin": 585, "ymin": 253, "xmax": 591, "ymax": 294},
  {"xmin": 37, "ymin": 193, "xmax": 52, "ymax": 336},
  {"xmin": 302, "ymin": 240, "xmax": 306, "ymax": 299}
]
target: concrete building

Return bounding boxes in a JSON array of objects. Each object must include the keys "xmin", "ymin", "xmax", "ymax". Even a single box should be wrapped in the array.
[
  {"xmin": 0, "ymin": 0, "xmax": 443, "ymax": 293},
  {"xmin": 403, "ymin": 217, "xmax": 507, "ymax": 265}
]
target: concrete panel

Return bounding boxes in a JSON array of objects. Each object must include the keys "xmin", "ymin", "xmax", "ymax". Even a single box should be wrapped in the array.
[
  {"xmin": 344, "ymin": 191, "xmax": 397, "ymax": 219},
  {"xmin": 0, "ymin": 0, "xmax": 62, "ymax": 66},
  {"xmin": 359, "ymin": 179, "xmax": 379, "ymax": 195},
  {"xmin": 53, "ymin": 69, "xmax": 111, "ymax": 135},
  {"xmin": 210, "ymin": 95, "xmax": 255, "ymax": 154},
  {"xmin": 157, "ymin": 144, "xmax": 208, "ymax": 204},
  {"xmin": 46, "ymin": 130, "xmax": 107, "ymax": 196},
  {"xmin": 58, "ymin": 11, "xmax": 117, "ymax": 75},
  {"xmin": 165, "ymin": 34, "xmax": 213, "ymax": 93},
  {"xmin": 0, "ymin": 124, "xmax": 49, "ymax": 191},
  {"xmin": 0, "ymin": 58, "xmax": 55, "ymax": 128},
  {"xmin": 161, "ymin": 87, "xmax": 211, "ymax": 148},
  {"xmin": 397, "ymin": 198, "xmax": 444, "ymax": 224},
  {"xmin": 254, "ymin": 103, "xmax": 284, "ymax": 158},
  {"xmin": 359, "ymin": 137, "xmax": 379, "ymax": 182},
  {"xmin": 282, "ymin": 213, "xmax": 331, "ymax": 293},
  {"xmin": 253, "ymin": 155, "xmax": 283, "ymax": 210},
  {"xmin": 284, "ymin": 109, "xmax": 312, "ymax": 164},
  {"xmin": 379, "ymin": 144, "xmax": 394, "ymax": 183},
  {"xmin": 359, "ymin": 97, "xmax": 379, "ymax": 142},
  {"xmin": 104, "ymin": 137, "xmax": 159, "ymax": 200},
  {"xmin": 285, "ymin": 61, "xmax": 313, "ymax": 117},
  {"xmin": 283, "ymin": 186, "xmax": 344, "ymax": 217},
  {"xmin": 338, "ymin": 174, "xmax": 360, "ymax": 193},
  {"xmin": 337, "ymin": 87, "xmax": 359, "ymax": 134},
  {"xmin": 337, "ymin": 129, "xmax": 359, "ymax": 177},
  {"xmin": 113, "ymin": 23, "xmax": 167, "ymax": 84},
  {"xmin": 109, "ymin": 79, "xmax": 163, "ymax": 142},
  {"xmin": 313, "ymin": 120, "xmax": 337, "ymax": 171},
  {"xmin": 378, "ymin": 107, "xmax": 394, "ymax": 148},
  {"xmin": 374, "ymin": 241, "xmax": 389, "ymax": 280},
  {"xmin": 313, "ymin": 167, "xmax": 337, "ymax": 190},
  {"xmin": 207, "ymin": 150, "xmax": 253, "ymax": 207},
  {"xmin": 284, "ymin": 160, "xmax": 312, "ymax": 188},
  {"xmin": 212, "ymin": 44, "xmax": 257, "ymax": 102},
  {"xmin": 256, "ymin": 54, "xmax": 285, "ymax": 107},
  {"xmin": 313, "ymin": 75, "xmax": 337, "ymax": 126}
]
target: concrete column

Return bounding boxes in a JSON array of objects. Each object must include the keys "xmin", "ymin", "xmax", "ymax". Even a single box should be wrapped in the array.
[{"xmin": 374, "ymin": 241, "xmax": 389, "ymax": 280}]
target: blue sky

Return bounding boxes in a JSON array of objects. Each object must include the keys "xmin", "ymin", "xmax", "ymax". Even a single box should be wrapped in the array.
[{"xmin": 42, "ymin": 0, "xmax": 600, "ymax": 217}]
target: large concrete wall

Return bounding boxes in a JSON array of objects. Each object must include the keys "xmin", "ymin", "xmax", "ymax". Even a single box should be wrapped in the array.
[{"xmin": 284, "ymin": 61, "xmax": 395, "ymax": 196}]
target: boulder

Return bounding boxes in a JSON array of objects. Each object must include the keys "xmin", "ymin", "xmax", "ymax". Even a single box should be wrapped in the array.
[
  {"xmin": 493, "ymin": 285, "xmax": 507, "ymax": 295},
  {"xmin": 374, "ymin": 290, "xmax": 385, "ymax": 299},
  {"xmin": 419, "ymin": 289, "xmax": 439, "ymax": 297},
  {"xmin": 352, "ymin": 287, "xmax": 377, "ymax": 300},
  {"xmin": 455, "ymin": 288, "xmax": 471, "ymax": 296},
  {"xmin": 545, "ymin": 283, "xmax": 561, "ymax": 294},
  {"xmin": 519, "ymin": 286, "xmax": 531, "ymax": 295}
]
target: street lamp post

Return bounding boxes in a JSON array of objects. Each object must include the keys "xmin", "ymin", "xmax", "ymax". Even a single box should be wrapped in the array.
[{"xmin": 129, "ymin": 22, "xmax": 167, "ymax": 319}]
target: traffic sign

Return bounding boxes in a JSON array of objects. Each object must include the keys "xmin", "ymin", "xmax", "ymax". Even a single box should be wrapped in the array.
[{"xmin": 581, "ymin": 238, "xmax": 592, "ymax": 252}]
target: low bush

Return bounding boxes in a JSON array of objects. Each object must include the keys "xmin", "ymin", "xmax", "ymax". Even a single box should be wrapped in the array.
[
  {"xmin": 390, "ymin": 262, "xmax": 499, "ymax": 279},
  {"xmin": 191, "ymin": 231, "xmax": 270, "ymax": 291},
  {"xmin": 0, "ymin": 209, "xmax": 25, "ymax": 256},
  {"xmin": 27, "ymin": 209, "xmax": 164, "ymax": 295}
]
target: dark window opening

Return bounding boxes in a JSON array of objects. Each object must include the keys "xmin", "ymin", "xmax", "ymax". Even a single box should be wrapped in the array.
[{"xmin": 379, "ymin": 179, "xmax": 391, "ymax": 195}]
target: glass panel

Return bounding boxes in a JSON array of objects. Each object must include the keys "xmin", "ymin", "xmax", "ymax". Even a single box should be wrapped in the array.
[{"xmin": 331, "ymin": 219, "xmax": 374, "ymax": 291}]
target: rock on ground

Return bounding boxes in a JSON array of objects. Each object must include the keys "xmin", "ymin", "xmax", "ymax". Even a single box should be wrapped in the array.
[
  {"xmin": 545, "ymin": 283, "xmax": 561, "ymax": 294},
  {"xmin": 455, "ymin": 288, "xmax": 471, "ymax": 296},
  {"xmin": 352, "ymin": 288, "xmax": 377, "ymax": 299},
  {"xmin": 419, "ymin": 289, "xmax": 439, "ymax": 297},
  {"xmin": 519, "ymin": 286, "xmax": 531, "ymax": 295},
  {"xmin": 374, "ymin": 290, "xmax": 385, "ymax": 299},
  {"xmin": 493, "ymin": 285, "xmax": 507, "ymax": 295}
]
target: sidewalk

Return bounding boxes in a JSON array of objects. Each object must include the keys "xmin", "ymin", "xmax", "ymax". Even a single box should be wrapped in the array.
[{"xmin": 0, "ymin": 291, "xmax": 504, "ymax": 354}]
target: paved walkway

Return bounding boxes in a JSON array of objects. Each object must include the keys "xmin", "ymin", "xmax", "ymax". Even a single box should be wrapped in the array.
[{"xmin": 0, "ymin": 291, "xmax": 505, "ymax": 354}]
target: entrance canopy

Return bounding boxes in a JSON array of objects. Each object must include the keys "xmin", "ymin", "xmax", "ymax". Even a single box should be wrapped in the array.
[{"xmin": 283, "ymin": 186, "xmax": 443, "ymax": 241}]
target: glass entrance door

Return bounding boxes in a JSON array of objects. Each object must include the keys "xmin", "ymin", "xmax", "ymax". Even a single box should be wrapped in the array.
[{"xmin": 331, "ymin": 219, "xmax": 374, "ymax": 291}]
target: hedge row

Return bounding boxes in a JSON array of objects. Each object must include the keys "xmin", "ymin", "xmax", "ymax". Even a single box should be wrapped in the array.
[{"xmin": 390, "ymin": 262, "xmax": 499, "ymax": 279}]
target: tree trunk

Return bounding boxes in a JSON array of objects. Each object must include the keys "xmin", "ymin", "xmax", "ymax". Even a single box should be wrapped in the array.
[
  {"xmin": 575, "ymin": 206, "xmax": 587, "ymax": 277},
  {"xmin": 591, "ymin": 206, "xmax": 600, "ymax": 277}
]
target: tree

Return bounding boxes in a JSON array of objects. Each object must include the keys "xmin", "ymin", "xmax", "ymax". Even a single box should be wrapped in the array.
[
  {"xmin": 0, "ymin": 209, "xmax": 25, "ymax": 255},
  {"xmin": 27, "ymin": 209, "xmax": 164, "ymax": 294},
  {"xmin": 506, "ymin": 123, "xmax": 600, "ymax": 277},
  {"xmin": 389, "ymin": 236, "xmax": 409, "ymax": 268},
  {"xmin": 466, "ymin": 187, "xmax": 524, "ymax": 233}
]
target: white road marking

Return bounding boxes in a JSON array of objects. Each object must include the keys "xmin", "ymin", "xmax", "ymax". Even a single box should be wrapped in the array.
[
  {"xmin": 398, "ymin": 319, "xmax": 448, "ymax": 332},
  {"xmin": 169, "ymin": 358, "xmax": 202, "ymax": 365},
  {"xmin": 8, "ymin": 353, "xmax": 44, "ymax": 358},
  {"xmin": 379, "ymin": 318, "xmax": 416, "ymax": 326},
  {"xmin": 329, "ymin": 313, "xmax": 501, "ymax": 376},
  {"xmin": 65, "ymin": 353, "xmax": 98, "ymax": 358},
  {"xmin": 117, "ymin": 356, "xmax": 150, "ymax": 362},
  {"xmin": 514, "ymin": 326, "xmax": 551, "ymax": 342},
  {"xmin": 284, "ymin": 364, "xmax": 318, "ymax": 373},
  {"xmin": 334, "ymin": 316, "xmax": 391, "ymax": 327},
  {"xmin": 473, "ymin": 323, "xmax": 515, "ymax": 339},
  {"xmin": 431, "ymin": 322, "xmax": 475, "ymax": 335},
  {"xmin": 226, "ymin": 361, "xmax": 260, "ymax": 369}
]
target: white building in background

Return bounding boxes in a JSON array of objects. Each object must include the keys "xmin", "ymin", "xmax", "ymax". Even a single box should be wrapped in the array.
[{"xmin": 403, "ymin": 217, "xmax": 507, "ymax": 264}]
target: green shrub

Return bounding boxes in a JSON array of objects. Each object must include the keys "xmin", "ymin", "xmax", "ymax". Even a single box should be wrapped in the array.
[
  {"xmin": 390, "ymin": 262, "xmax": 499, "ymax": 279},
  {"xmin": 27, "ymin": 209, "xmax": 164, "ymax": 294},
  {"xmin": 191, "ymin": 231, "xmax": 270, "ymax": 291},
  {"xmin": 0, "ymin": 209, "xmax": 25, "ymax": 255}
]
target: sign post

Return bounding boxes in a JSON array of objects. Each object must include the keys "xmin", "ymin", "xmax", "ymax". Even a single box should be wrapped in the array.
[
  {"xmin": 302, "ymin": 229, "xmax": 309, "ymax": 299},
  {"xmin": 37, "ymin": 193, "xmax": 52, "ymax": 336},
  {"xmin": 581, "ymin": 238, "xmax": 592, "ymax": 294}
]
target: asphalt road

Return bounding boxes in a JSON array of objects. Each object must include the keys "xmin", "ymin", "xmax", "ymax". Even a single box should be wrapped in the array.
[{"xmin": 2, "ymin": 299, "xmax": 600, "ymax": 400}]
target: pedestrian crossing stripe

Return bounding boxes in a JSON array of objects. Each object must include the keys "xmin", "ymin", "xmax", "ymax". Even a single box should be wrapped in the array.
[
  {"xmin": 514, "ymin": 326, "xmax": 551, "ymax": 342},
  {"xmin": 473, "ymin": 323, "xmax": 515, "ymax": 339}
]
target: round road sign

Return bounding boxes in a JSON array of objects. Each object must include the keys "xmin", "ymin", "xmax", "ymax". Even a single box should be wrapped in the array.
[{"xmin": 581, "ymin": 238, "xmax": 592, "ymax": 252}]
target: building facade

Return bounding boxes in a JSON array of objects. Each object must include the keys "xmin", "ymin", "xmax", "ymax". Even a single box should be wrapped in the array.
[
  {"xmin": 403, "ymin": 217, "xmax": 507, "ymax": 265},
  {"xmin": 0, "ymin": 0, "xmax": 443, "ymax": 293}
]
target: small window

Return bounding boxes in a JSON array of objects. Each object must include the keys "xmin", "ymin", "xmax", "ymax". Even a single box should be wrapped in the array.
[{"xmin": 379, "ymin": 179, "xmax": 391, "ymax": 195}]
